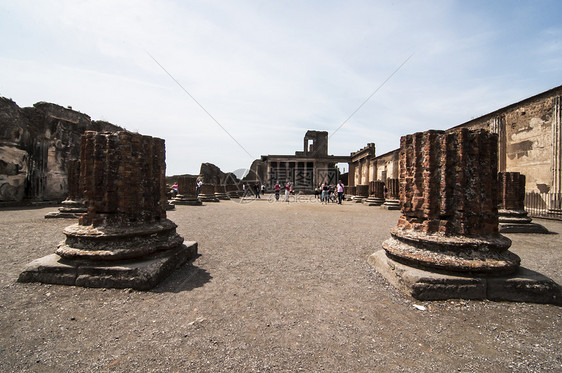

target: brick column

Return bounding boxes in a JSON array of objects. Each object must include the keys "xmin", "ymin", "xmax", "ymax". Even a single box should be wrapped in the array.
[
  {"xmin": 383, "ymin": 129, "xmax": 519, "ymax": 274},
  {"xmin": 356, "ymin": 184, "xmax": 369, "ymax": 197},
  {"xmin": 373, "ymin": 181, "xmax": 385, "ymax": 199},
  {"xmin": 198, "ymin": 183, "xmax": 219, "ymax": 202},
  {"xmin": 21, "ymin": 131, "xmax": 198, "ymax": 290},
  {"xmin": 386, "ymin": 178, "xmax": 399, "ymax": 200},
  {"xmin": 381, "ymin": 178, "xmax": 400, "ymax": 210},
  {"xmin": 177, "ymin": 175, "xmax": 197, "ymax": 196},
  {"xmin": 66, "ymin": 159, "xmax": 82, "ymax": 202},
  {"xmin": 56, "ymin": 131, "xmax": 183, "ymax": 260},
  {"xmin": 60, "ymin": 159, "xmax": 85, "ymax": 211},
  {"xmin": 364, "ymin": 180, "xmax": 385, "ymax": 206},
  {"xmin": 348, "ymin": 163, "xmax": 355, "ymax": 187},
  {"xmin": 172, "ymin": 175, "xmax": 202, "ymax": 206},
  {"xmin": 497, "ymin": 172, "xmax": 547, "ymax": 233}
]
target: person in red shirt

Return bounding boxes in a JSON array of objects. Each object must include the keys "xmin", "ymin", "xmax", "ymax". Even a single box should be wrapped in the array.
[{"xmin": 274, "ymin": 182, "xmax": 280, "ymax": 201}]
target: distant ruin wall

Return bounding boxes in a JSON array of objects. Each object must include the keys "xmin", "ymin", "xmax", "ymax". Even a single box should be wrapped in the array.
[
  {"xmin": 360, "ymin": 85, "xmax": 562, "ymax": 195},
  {"xmin": 0, "ymin": 98, "xmax": 122, "ymax": 203},
  {"xmin": 449, "ymin": 87, "xmax": 562, "ymax": 194}
]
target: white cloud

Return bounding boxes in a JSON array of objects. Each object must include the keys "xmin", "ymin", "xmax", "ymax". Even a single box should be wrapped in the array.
[{"xmin": 1, "ymin": 0, "xmax": 561, "ymax": 175}]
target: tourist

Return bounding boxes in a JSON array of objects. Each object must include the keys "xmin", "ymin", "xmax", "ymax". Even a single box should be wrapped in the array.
[
  {"xmin": 321, "ymin": 183, "xmax": 329, "ymax": 204},
  {"xmin": 196, "ymin": 179, "xmax": 202, "ymax": 197},
  {"xmin": 337, "ymin": 180, "xmax": 344, "ymax": 204},
  {"xmin": 284, "ymin": 182, "xmax": 290, "ymax": 202},
  {"xmin": 254, "ymin": 183, "xmax": 261, "ymax": 198},
  {"xmin": 242, "ymin": 183, "xmax": 247, "ymax": 197},
  {"xmin": 171, "ymin": 182, "xmax": 179, "ymax": 197},
  {"xmin": 261, "ymin": 184, "xmax": 265, "ymax": 196},
  {"xmin": 274, "ymin": 182, "xmax": 280, "ymax": 201}
]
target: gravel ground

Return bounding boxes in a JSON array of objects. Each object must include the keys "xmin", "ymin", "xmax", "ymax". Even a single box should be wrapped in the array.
[{"xmin": 0, "ymin": 198, "xmax": 561, "ymax": 372}]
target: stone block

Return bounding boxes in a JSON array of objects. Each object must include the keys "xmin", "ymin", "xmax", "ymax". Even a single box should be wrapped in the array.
[
  {"xmin": 19, "ymin": 242, "xmax": 198, "ymax": 290},
  {"xmin": 368, "ymin": 250, "xmax": 561, "ymax": 305}
]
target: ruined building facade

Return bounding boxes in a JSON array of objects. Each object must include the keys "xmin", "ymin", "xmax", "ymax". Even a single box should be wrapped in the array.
[
  {"xmin": 0, "ymin": 98, "xmax": 122, "ymax": 203},
  {"xmin": 349, "ymin": 85, "xmax": 562, "ymax": 204},
  {"xmin": 252, "ymin": 130, "xmax": 350, "ymax": 191}
]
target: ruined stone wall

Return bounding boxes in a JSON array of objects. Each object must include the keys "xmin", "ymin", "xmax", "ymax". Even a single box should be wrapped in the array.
[
  {"xmin": 449, "ymin": 86, "xmax": 562, "ymax": 193},
  {"xmin": 0, "ymin": 98, "xmax": 122, "ymax": 203},
  {"xmin": 200, "ymin": 162, "xmax": 227, "ymax": 185},
  {"xmin": 352, "ymin": 86, "xmax": 562, "ymax": 196},
  {"xmin": 374, "ymin": 150, "xmax": 399, "ymax": 182}
]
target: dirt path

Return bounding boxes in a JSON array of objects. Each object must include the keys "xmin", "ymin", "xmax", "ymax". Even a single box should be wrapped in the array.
[{"xmin": 1, "ymin": 200, "xmax": 560, "ymax": 372}]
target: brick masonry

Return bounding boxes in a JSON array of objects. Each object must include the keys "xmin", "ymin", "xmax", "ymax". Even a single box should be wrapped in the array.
[
  {"xmin": 383, "ymin": 128, "xmax": 520, "ymax": 274},
  {"xmin": 177, "ymin": 175, "xmax": 198, "ymax": 196},
  {"xmin": 386, "ymin": 178, "xmax": 399, "ymax": 200},
  {"xmin": 498, "ymin": 172, "xmax": 525, "ymax": 210},
  {"xmin": 78, "ymin": 131, "xmax": 167, "ymax": 227}
]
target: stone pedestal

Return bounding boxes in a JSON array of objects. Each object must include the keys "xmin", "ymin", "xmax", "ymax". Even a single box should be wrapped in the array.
[
  {"xmin": 370, "ymin": 129, "xmax": 560, "ymax": 304},
  {"xmin": 198, "ymin": 184, "xmax": 219, "ymax": 202},
  {"xmin": 353, "ymin": 184, "xmax": 368, "ymax": 203},
  {"xmin": 172, "ymin": 175, "xmax": 202, "ymax": 206},
  {"xmin": 345, "ymin": 186, "xmax": 356, "ymax": 201},
  {"xmin": 364, "ymin": 181, "xmax": 385, "ymax": 206},
  {"xmin": 214, "ymin": 184, "xmax": 230, "ymax": 200},
  {"xmin": 369, "ymin": 251, "xmax": 560, "ymax": 304},
  {"xmin": 497, "ymin": 172, "xmax": 547, "ymax": 233},
  {"xmin": 382, "ymin": 178, "xmax": 400, "ymax": 210},
  {"xmin": 20, "ymin": 131, "xmax": 197, "ymax": 290},
  {"xmin": 225, "ymin": 184, "xmax": 240, "ymax": 199}
]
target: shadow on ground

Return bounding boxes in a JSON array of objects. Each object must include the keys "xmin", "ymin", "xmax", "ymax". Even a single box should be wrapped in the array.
[{"xmin": 152, "ymin": 255, "xmax": 212, "ymax": 293}]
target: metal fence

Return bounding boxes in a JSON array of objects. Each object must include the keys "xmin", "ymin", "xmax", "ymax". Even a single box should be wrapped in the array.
[{"xmin": 524, "ymin": 192, "xmax": 562, "ymax": 220}]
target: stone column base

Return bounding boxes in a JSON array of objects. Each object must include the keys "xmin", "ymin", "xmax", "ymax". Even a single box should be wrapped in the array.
[
  {"xmin": 368, "ymin": 250, "xmax": 561, "ymax": 305},
  {"xmin": 498, "ymin": 209, "xmax": 548, "ymax": 233},
  {"xmin": 18, "ymin": 242, "xmax": 198, "ymax": 290},
  {"xmin": 45, "ymin": 200, "xmax": 87, "ymax": 219},
  {"xmin": 381, "ymin": 199, "xmax": 400, "ymax": 210},
  {"xmin": 172, "ymin": 195, "xmax": 202, "ymax": 206},
  {"xmin": 45, "ymin": 210, "xmax": 86, "ymax": 219},
  {"xmin": 363, "ymin": 197, "xmax": 384, "ymax": 206},
  {"xmin": 198, "ymin": 194, "xmax": 220, "ymax": 202},
  {"xmin": 499, "ymin": 222, "xmax": 549, "ymax": 233},
  {"xmin": 214, "ymin": 192, "xmax": 230, "ymax": 200}
]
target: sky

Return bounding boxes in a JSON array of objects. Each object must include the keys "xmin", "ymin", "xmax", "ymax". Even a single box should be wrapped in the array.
[{"xmin": 1, "ymin": 0, "xmax": 561, "ymax": 176}]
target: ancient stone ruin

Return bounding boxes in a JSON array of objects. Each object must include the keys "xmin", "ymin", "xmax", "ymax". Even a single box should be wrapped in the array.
[
  {"xmin": 19, "ymin": 131, "xmax": 197, "ymax": 290},
  {"xmin": 369, "ymin": 129, "xmax": 560, "ymax": 304},
  {"xmin": 497, "ymin": 172, "xmax": 548, "ymax": 233},
  {"xmin": 44, "ymin": 159, "xmax": 87, "ymax": 218},
  {"xmin": 364, "ymin": 181, "xmax": 385, "ymax": 206},
  {"xmin": 344, "ymin": 186, "xmax": 356, "ymax": 201},
  {"xmin": 354, "ymin": 184, "xmax": 369, "ymax": 203},
  {"xmin": 214, "ymin": 184, "xmax": 230, "ymax": 200},
  {"xmin": 0, "ymin": 98, "xmax": 122, "ymax": 204},
  {"xmin": 382, "ymin": 178, "xmax": 400, "ymax": 210},
  {"xmin": 198, "ymin": 183, "xmax": 219, "ymax": 202},
  {"xmin": 172, "ymin": 175, "xmax": 202, "ymax": 206}
]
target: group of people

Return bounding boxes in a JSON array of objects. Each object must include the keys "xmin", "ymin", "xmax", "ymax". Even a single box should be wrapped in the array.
[
  {"xmin": 242, "ymin": 183, "xmax": 265, "ymax": 198},
  {"xmin": 170, "ymin": 179, "xmax": 204, "ymax": 198},
  {"xmin": 170, "ymin": 179, "xmax": 345, "ymax": 204},
  {"xmin": 316, "ymin": 181, "xmax": 345, "ymax": 204},
  {"xmin": 273, "ymin": 181, "xmax": 294, "ymax": 202}
]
